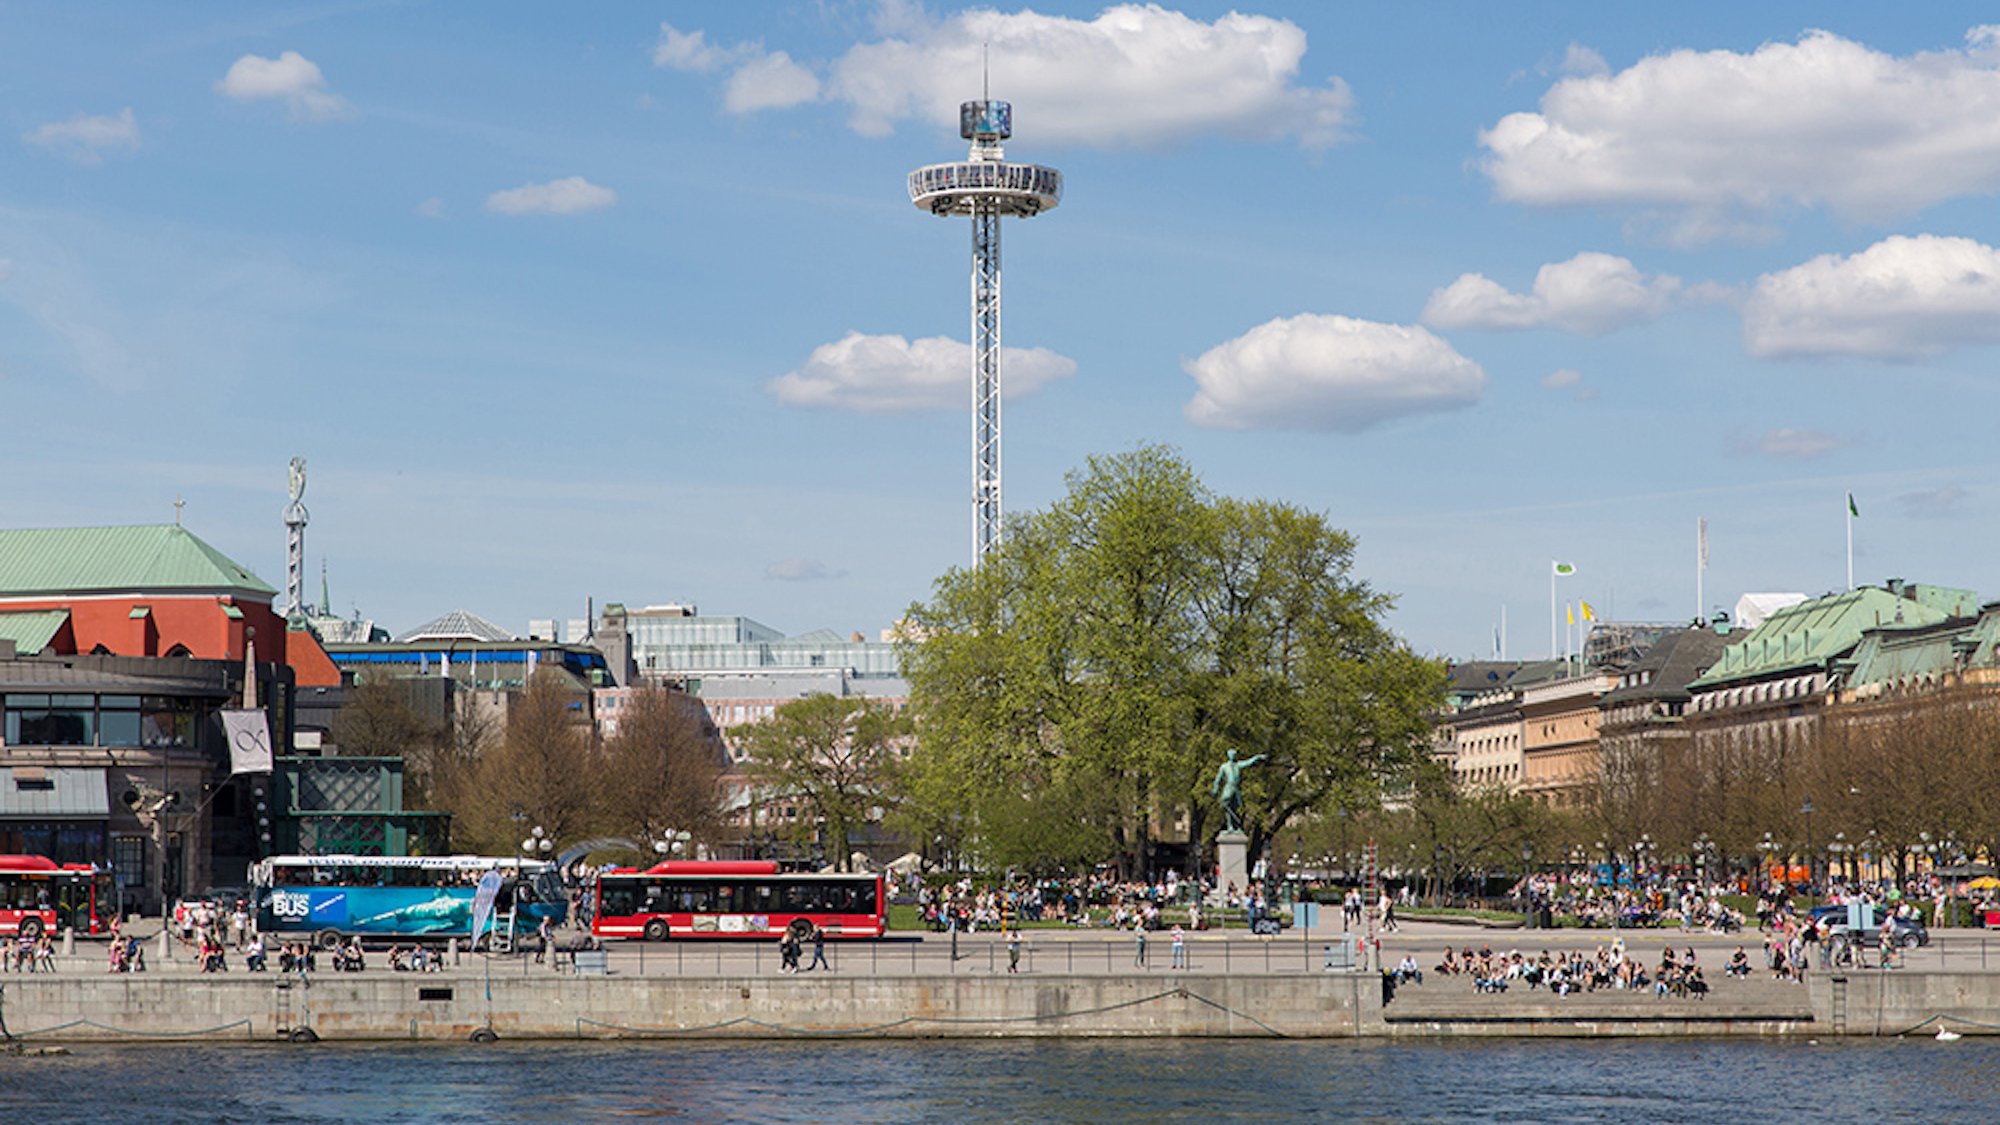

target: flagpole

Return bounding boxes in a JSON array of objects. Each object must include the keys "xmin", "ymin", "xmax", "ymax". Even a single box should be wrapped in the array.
[
  {"xmin": 1846, "ymin": 497, "xmax": 1854, "ymax": 591},
  {"xmin": 1550, "ymin": 566, "xmax": 1558, "ymax": 659},
  {"xmin": 1696, "ymin": 518, "xmax": 1704, "ymax": 623}
]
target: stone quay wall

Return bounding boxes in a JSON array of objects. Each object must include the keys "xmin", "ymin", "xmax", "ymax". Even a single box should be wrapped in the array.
[
  {"xmin": 2, "ymin": 969, "xmax": 1995, "ymax": 1042},
  {"xmin": 0, "ymin": 971, "xmax": 1378, "ymax": 1042}
]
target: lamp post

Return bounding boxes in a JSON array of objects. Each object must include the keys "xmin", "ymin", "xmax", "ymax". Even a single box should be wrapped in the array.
[
  {"xmin": 1826, "ymin": 832, "xmax": 1849, "ymax": 886},
  {"xmin": 1799, "ymin": 798, "xmax": 1816, "ymax": 893},
  {"xmin": 1758, "ymin": 832, "xmax": 1780, "ymax": 889},
  {"xmin": 520, "ymin": 824, "xmax": 551, "ymax": 860},
  {"xmin": 1522, "ymin": 842, "xmax": 1536, "ymax": 929},
  {"xmin": 1693, "ymin": 833, "xmax": 1713, "ymax": 886},
  {"xmin": 1633, "ymin": 834, "xmax": 1653, "ymax": 885}
]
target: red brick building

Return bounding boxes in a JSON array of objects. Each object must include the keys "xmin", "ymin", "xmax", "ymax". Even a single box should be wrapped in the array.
[{"xmin": 0, "ymin": 524, "xmax": 339, "ymax": 688}]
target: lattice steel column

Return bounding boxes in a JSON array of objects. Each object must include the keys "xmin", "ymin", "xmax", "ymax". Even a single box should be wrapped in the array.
[{"xmin": 971, "ymin": 203, "xmax": 1003, "ymax": 558}]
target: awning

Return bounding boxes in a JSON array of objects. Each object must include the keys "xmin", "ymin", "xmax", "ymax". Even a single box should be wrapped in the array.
[{"xmin": 0, "ymin": 766, "xmax": 110, "ymax": 818}]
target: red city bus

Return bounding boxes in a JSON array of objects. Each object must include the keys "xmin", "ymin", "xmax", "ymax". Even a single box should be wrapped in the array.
[
  {"xmin": 590, "ymin": 860, "xmax": 884, "ymax": 941},
  {"xmin": 0, "ymin": 854, "xmax": 111, "ymax": 939}
]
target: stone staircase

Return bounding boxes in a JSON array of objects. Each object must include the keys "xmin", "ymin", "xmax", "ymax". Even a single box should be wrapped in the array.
[{"xmin": 1380, "ymin": 972, "xmax": 1814, "ymax": 1032}]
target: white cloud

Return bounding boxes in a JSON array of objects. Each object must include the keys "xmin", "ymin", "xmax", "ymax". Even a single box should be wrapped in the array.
[
  {"xmin": 415, "ymin": 197, "xmax": 445, "ymax": 219},
  {"xmin": 216, "ymin": 51, "xmax": 350, "ymax": 121},
  {"xmin": 765, "ymin": 557, "xmax": 842, "ymax": 581},
  {"xmin": 1557, "ymin": 43, "xmax": 1609, "ymax": 78},
  {"xmin": 724, "ymin": 52, "xmax": 821, "ymax": 113},
  {"xmin": 1541, "ymin": 368, "xmax": 1582, "ymax": 389},
  {"xmin": 768, "ymin": 332, "xmax": 1075, "ymax": 413},
  {"xmin": 1727, "ymin": 428, "xmax": 1854, "ymax": 459},
  {"xmin": 669, "ymin": 6, "xmax": 1351, "ymax": 149},
  {"xmin": 23, "ymin": 108, "xmax": 140, "ymax": 164},
  {"xmin": 654, "ymin": 24, "xmax": 740, "ymax": 73},
  {"xmin": 1742, "ymin": 235, "xmax": 2000, "ymax": 359},
  {"xmin": 1183, "ymin": 315, "xmax": 1484, "ymax": 432},
  {"xmin": 656, "ymin": 22, "xmax": 819, "ymax": 113},
  {"xmin": 484, "ymin": 177, "xmax": 617, "ymax": 216},
  {"xmin": 1422, "ymin": 252, "xmax": 1680, "ymax": 335},
  {"xmin": 1481, "ymin": 27, "xmax": 2000, "ymax": 232}
]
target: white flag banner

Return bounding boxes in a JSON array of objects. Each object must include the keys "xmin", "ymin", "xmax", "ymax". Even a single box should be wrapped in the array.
[
  {"xmin": 469, "ymin": 869, "xmax": 503, "ymax": 947},
  {"xmin": 1699, "ymin": 518, "xmax": 1710, "ymax": 571},
  {"xmin": 220, "ymin": 709, "xmax": 274, "ymax": 775}
]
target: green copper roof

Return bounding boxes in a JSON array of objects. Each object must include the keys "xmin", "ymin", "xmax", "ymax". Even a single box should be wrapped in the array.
[
  {"xmin": 0, "ymin": 525, "xmax": 276, "ymax": 598},
  {"xmin": 0, "ymin": 610, "xmax": 69, "ymax": 652},
  {"xmin": 1691, "ymin": 587, "xmax": 1955, "ymax": 688}
]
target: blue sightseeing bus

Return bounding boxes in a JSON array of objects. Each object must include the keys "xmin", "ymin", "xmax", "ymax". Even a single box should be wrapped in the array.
[{"xmin": 252, "ymin": 855, "xmax": 566, "ymax": 947}]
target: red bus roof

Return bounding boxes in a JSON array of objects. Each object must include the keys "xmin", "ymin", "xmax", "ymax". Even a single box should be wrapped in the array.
[
  {"xmin": 640, "ymin": 860, "xmax": 781, "ymax": 876},
  {"xmin": 0, "ymin": 855, "xmax": 59, "ymax": 872}
]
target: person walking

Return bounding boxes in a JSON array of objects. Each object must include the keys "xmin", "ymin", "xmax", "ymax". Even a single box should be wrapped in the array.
[
  {"xmin": 1006, "ymin": 929, "xmax": 1022, "ymax": 974},
  {"xmin": 1379, "ymin": 891, "xmax": 1399, "ymax": 933},
  {"xmin": 806, "ymin": 923, "xmax": 831, "ymax": 972},
  {"xmin": 1133, "ymin": 925, "xmax": 1149, "ymax": 969},
  {"xmin": 1170, "ymin": 924, "xmax": 1187, "ymax": 970}
]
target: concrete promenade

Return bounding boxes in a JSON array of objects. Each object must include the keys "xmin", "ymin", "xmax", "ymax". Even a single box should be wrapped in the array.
[{"xmin": 2, "ymin": 921, "xmax": 1996, "ymax": 1042}]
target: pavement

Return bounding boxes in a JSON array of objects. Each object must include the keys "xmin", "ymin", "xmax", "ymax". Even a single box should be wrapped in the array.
[{"xmin": 11, "ymin": 918, "xmax": 1997, "ymax": 978}]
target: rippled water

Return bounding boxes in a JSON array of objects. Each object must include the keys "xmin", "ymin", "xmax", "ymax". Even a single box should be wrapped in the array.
[{"xmin": 6, "ymin": 1038, "xmax": 1998, "ymax": 1124}]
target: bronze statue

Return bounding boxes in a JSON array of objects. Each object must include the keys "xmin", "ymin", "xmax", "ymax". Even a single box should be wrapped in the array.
[{"xmin": 1210, "ymin": 748, "xmax": 1266, "ymax": 833}]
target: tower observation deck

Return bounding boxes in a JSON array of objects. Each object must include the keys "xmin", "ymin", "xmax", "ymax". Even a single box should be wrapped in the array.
[{"xmin": 909, "ymin": 100, "xmax": 1062, "ymax": 562}]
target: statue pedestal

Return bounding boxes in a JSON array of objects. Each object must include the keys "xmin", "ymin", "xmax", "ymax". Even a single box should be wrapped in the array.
[{"xmin": 1214, "ymin": 830, "xmax": 1249, "ymax": 901}]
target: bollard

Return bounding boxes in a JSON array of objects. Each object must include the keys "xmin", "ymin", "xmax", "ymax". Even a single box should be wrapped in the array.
[
  {"xmin": 449, "ymin": 938, "xmax": 459, "ymax": 965},
  {"xmin": 61, "ymin": 928, "xmax": 74, "ymax": 957},
  {"xmin": 157, "ymin": 929, "xmax": 171, "ymax": 963}
]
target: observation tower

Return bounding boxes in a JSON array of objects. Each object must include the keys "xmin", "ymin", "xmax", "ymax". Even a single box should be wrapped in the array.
[{"xmin": 909, "ymin": 99, "xmax": 1062, "ymax": 562}]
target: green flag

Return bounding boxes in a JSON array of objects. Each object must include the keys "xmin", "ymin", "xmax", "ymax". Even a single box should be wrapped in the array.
[
  {"xmin": 1552, "ymin": 561, "xmax": 1576, "ymax": 576},
  {"xmin": 1847, "ymin": 493, "xmax": 1859, "ymax": 518}
]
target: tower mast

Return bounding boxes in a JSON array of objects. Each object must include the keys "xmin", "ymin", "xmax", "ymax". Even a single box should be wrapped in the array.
[{"xmin": 910, "ymin": 98, "xmax": 1062, "ymax": 562}]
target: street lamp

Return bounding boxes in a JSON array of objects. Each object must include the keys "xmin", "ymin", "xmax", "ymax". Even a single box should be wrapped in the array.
[
  {"xmin": 1758, "ymin": 832, "xmax": 1780, "ymax": 888},
  {"xmin": 1799, "ymin": 798, "xmax": 1816, "ymax": 892},
  {"xmin": 1827, "ymin": 832, "xmax": 1852, "ymax": 885},
  {"xmin": 1522, "ymin": 842, "xmax": 1536, "ymax": 929},
  {"xmin": 653, "ymin": 829, "xmax": 691, "ymax": 860},
  {"xmin": 520, "ymin": 824, "xmax": 551, "ymax": 858}
]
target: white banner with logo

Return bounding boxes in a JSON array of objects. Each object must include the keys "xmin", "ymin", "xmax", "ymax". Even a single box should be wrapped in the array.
[{"xmin": 220, "ymin": 709, "xmax": 274, "ymax": 775}]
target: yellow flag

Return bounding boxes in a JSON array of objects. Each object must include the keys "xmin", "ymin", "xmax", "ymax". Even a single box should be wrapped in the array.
[
  {"xmin": 1581, "ymin": 600, "xmax": 1597, "ymax": 622},
  {"xmin": 1566, "ymin": 604, "xmax": 1575, "ymax": 626}
]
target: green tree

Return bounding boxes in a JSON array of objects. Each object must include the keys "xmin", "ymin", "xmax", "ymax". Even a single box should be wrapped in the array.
[
  {"xmin": 740, "ymin": 693, "xmax": 908, "ymax": 872},
  {"xmin": 903, "ymin": 444, "xmax": 1444, "ymax": 878}
]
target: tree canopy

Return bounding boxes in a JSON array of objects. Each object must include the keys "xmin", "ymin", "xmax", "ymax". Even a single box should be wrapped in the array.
[{"xmin": 901, "ymin": 444, "xmax": 1445, "ymax": 877}]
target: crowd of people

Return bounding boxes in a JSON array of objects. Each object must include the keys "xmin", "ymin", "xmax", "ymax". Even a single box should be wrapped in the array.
[{"xmin": 1418, "ymin": 939, "xmax": 1714, "ymax": 998}]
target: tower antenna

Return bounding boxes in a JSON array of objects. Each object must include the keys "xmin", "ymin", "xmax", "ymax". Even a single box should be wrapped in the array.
[{"xmin": 908, "ymin": 86, "xmax": 1062, "ymax": 561}]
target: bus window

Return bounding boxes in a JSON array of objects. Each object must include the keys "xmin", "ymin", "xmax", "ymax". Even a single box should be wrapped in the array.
[
  {"xmin": 780, "ymin": 884, "xmax": 823, "ymax": 912},
  {"xmin": 714, "ymin": 885, "xmax": 736, "ymax": 912},
  {"xmin": 600, "ymin": 885, "xmax": 638, "ymax": 918},
  {"xmin": 748, "ymin": 883, "xmax": 777, "ymax": 913},
  {"xmin": 669, "ymin": 883, "xmax": 712, "ymax": 913}
]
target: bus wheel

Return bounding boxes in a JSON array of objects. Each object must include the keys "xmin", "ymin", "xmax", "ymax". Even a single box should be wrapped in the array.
[
  {"xmin": 17, "ymin": 917, "xmax": 42, "ymax": 942},
  {"xmin": 469, "ymin": 1027, "xmax": 499, "ymax": 1044},
  {"xmin": 314, "ymin": 929, "xmax": 343, "ymax": 951},
  {"xmin": 643, "ymin": 919, "xmax": 668, "ymax": 943}
]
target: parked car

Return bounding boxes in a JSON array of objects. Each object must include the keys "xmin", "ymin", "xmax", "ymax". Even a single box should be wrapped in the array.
[{"xmin": 1807, "ymin": 904, "xmax": 1928, "ymax": 949}]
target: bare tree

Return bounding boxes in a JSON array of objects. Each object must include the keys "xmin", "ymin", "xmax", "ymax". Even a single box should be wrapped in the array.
[
  {"xmin": 451, "ymin": 671, "xmax": 600, "ymax": 854},
  {"xmin": 600, "ymin": 686, "xmax": 726, "ymax": 848}
]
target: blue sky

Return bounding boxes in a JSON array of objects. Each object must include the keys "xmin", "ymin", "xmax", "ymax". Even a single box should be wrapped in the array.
[{"xmin": 8, "ymin": 2, "xmax": 2000, "ymax": 659}]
